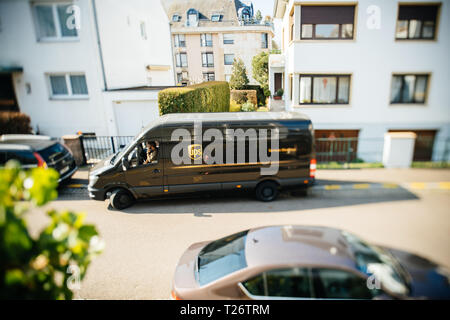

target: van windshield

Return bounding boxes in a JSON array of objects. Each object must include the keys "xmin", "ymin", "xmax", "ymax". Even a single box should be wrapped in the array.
[{"xmin": 197, "ymin": 230, "xmax": 248, "ymax": 286}]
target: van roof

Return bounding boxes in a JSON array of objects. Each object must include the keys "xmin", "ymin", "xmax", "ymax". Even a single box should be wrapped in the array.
[{"xmin": 157, "ymin": 111, "xmax": 311, "ymax": 124}]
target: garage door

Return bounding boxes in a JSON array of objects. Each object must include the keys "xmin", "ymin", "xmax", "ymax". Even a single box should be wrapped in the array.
[{"xmin": 113, "ymin": 100, "xmax": 159, "ymax": 136}]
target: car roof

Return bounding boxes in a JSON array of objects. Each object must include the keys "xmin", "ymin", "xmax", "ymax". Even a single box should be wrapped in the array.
[
  {"xmin": 0, "ymin": 139, "xmax": 56, "ymax": 151},
  {"xmin": 244, "ymin": 225, "xmax": 358, "ymax": 271},
  {"xmin": 0, "ymin": 143, "xmax": 32, "ymax": 151},
  {"xmin": 1, "ymin": 134, "xmax": 51, "ymax": 141}
]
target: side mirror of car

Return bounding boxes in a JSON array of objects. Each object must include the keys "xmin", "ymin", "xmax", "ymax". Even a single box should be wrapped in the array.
[{"xmin": 122, "ymin": 157, "xmax": 129, "ymax": 171}]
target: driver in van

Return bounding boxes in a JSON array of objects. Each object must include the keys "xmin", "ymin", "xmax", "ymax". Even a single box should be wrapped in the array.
[{"xmin": 143, "ymin": 141, "xmax": 158, "ymax": 164}]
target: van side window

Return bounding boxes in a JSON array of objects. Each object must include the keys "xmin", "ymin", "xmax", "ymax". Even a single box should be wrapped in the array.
[{"xmin": 128, "ymin": 140, "xmax": 159, "ymax": 168}]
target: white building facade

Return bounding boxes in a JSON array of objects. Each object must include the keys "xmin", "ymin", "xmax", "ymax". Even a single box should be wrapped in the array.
[
  {"xmin": 272, "ymin": 0, "xmax": 450, "ymax": 162},
  {"xmin": 0, "ymin": 0, "xmax": 175, "ymax": 138}
]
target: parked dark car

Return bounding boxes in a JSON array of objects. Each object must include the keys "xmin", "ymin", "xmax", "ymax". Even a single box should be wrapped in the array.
[
  {"xmin": 171, "ymin": 225, "xmax": 450, "ymax": 300},
  {"xmin": 0, "ymin": 134, "xmax": 78, "ymax": 182},
  {"xmin": 88, "ymin": 111, "xmax": 316, "ymax": 209}
]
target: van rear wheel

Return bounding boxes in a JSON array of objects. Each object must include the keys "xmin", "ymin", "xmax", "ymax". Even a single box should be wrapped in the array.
[
  {"xmin": 255, "ymin": 181, "xmax": 279, "ymax": 202},
  {"xmin": 110, "ymin": 189, "xmax": 134, "ymax": 210}
]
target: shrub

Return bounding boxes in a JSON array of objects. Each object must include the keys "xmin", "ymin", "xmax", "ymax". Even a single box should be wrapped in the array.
[
  {"xmin": 0, "ymin": 161, "xmax": 103, "ymax": 299},
  {"xmin": 242, "ymin": 85, "xmax": 266, "ymax": 106},
  {"xmin": 229, "ymin": 100, "xmax": 241, "ymax": 112},
  {"xmin": 229, "ymin": 58, "xmax": 249, "ymax": 90},
  {"xmin": 158, "ymin": 81, "xmax": 230, "ymax": 115},
  {"xmin": 0, "ymin": 112, "xmax": 32, "ymax": 135},
  {"xmin": 230, "ymin": 90, "xmax": 257, "ymax": 106},
  {"xmin": 252, "ymin": 52, "xmax": 269, "ymax": 97},
  {"xmin": 275, "ymin": 88, "xmax": 284, "ymax": 97},
  {"xmin": 257, "ymin": 107, "xmax": 268, "ymax": 112},
  {"xmin": 241, "ymin": 101, "xmax": 256, "ymax": 112}
]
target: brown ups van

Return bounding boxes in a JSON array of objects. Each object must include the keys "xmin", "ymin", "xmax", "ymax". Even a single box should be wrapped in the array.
[{"xmin": 88, "ymin": 111, "xmax": 316, "ymax": 209}]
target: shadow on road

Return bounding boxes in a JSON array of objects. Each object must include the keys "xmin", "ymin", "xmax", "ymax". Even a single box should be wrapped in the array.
[{"xmin": 105, "ymin": 179, "xmax": 420, "ymax": 216}]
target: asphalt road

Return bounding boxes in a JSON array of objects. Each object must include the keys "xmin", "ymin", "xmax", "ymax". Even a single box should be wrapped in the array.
[{"xmin": 25, "ymin": 168, "xmax": 450, "ymax": 299}]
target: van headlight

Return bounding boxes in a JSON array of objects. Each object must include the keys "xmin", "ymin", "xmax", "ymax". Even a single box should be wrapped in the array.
[{"xmin": 89, "ymin": 175, "xmax": 99, "ymax": 187}]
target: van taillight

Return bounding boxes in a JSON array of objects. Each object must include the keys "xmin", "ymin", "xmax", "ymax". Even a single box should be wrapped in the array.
[
  {"xmin": 309, "ymin": 158, "xmax": 316, "ymax": 178},
  {"xmin": 33, "ymin": 152, "xmax": 47, "ymax": 168},
  {"xmin": 171, "ymin": 290, "xmax": 182, "ymax": 300}
]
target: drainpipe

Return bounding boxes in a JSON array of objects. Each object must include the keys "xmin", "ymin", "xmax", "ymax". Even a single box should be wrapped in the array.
[
  {"xmin": 92, "ymin": 0, "xmax": 108, "ymax": 91},
  {"xmin": 168, "ymin": 22, "xmax": 177, "ymax": 85}
]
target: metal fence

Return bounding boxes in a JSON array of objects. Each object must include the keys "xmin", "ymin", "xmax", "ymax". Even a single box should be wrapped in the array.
[{"xmin": 81, "ymin": 135, "xmax": 133, "ymax": 164}]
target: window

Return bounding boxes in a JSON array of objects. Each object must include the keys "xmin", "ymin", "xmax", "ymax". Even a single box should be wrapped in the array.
[
  {"xmin": 176, "ymin": 53, "xmax": 188, "ymax": 67},
  {"xmin": 224, "ymin": 54, "xmax": 235, "ymax": 65},
  {"xmin": 187, "ymin": 8, "xmax": 198, "ymax": 26},
  {"xmin": 243, "ymin": 268, "xmax": 311, "ymax": 298},
  {"xmin": 225, "ymin": 74, "xmax": 231, "ymax": 82},
  {"xmin": 299, "ymin": 75, "xmax": 350, "ymax": 104},
  {"xmin": 127, "ymin": 140, "xmax": 159, "ymax": 168},
  {"xmin": 200, "ymin": 34, "xmax": 213, "ymax": 47},
  {"xmin": 289, "ymin": 74, "xmax": 293, "ymax": 101},
  {"xmin": 34, "ymin": 3, "xmax": 78, "ymax": 40},
  {"xmin": 177, "ymin": 71, "xmax": 188, "ymax": 83},
  {"xmin": 172, "ymin": 14, "xmax": 181, "ymax": 22},
  {"xmin": 223, "ymin": 33, "xmax": 234, "ymax": 44},
  {"xmin": 261, "ymin": 33, "xmax": 268, "ymax": 48},
  {"xmin": 140, "ymin": 22, "xmax": 147, "ymax": 40},
  {"xmin": 202, "ymin": 52, "xmax": 214, "ymax": 67},
  {"xmin": 203, "ymin": 72, "xmax": 215, "ymax": 82},
  {"xmin": 174, "ymin": 34, "xmax": 186, "ymax": 47},
  {"xmin": 48, "ymin": 73, "xmax": 88, "ymax": 98},
  {"xmin": 6, "ymin": 150, "xmax": 37, "ymax": 166},
  {"xmin": 197, "ymin": 230, "xmax": 248, "ymax": 286},
  {"xmin": 311, "ymin": 268, "xmax": 373, "ymax": 299},
  {"xmin": 300, "ymin": 6, "xmax": 355, "ymax": 40},
  {"xmin": 390, "ymin": 74, "xmax": 429, "ymax": 104},
  {"xmin": 211, "ymin": 14, "xmax": 222, "ymax": 22},
  {"xmin": 396, "ymin": 5, "xmax": 439, "ymax": 40}
]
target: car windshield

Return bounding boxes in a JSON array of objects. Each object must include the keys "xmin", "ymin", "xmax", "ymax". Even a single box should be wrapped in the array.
[
  {"xmin": 197, "ymin": 230, "xmax": 248, "ymax": 286},
  {"xmin": 342, "ymin": 231, "xmax": 409, "ymax": 296}
]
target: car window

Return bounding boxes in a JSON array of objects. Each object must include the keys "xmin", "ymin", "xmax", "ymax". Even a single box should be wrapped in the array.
[
  {"xmin": 243, "ymin": 268, "xmax": 312, "ymax": 298},
  {"xmin": 197, "ymin": 230, "xmax": 248, "ymax": 286},
  {"xmin": 0, "ymin": 151, "xmax": 6, "ymax": 165},
  {"xmin": 128, "ymin": 140, "xmax": 159, "ymax": 168},
  {"xmin": 6, "ymin": 150, "xmax": 37, "ymax": 166},
  {"xmin": 311, "ymin": 268, "xmax": 373, "ymax": 299}
]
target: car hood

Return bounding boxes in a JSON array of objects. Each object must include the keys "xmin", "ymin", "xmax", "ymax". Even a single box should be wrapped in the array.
[
  {"xmin": 387, "ymin": 248, "xmax": 450, "ymax": 299},
  {"xmin": 89, "ymin": 154, "xmax": 115, "ymax": 177}
]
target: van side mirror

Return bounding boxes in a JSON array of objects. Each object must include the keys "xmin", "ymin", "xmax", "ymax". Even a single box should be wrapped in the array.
[{"xmin": 122, "ymin": 157, "xmax": 129, "ymax": 171}]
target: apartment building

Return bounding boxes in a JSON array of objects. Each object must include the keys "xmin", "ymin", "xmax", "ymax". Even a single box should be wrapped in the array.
[
  {"xmin": 0, "ymin": 0, "xmax": 175, "ymax": 137},
  {"xmin": 163, "ymin": 0, "xmax": 274, "ymax": 85},
  {"xmin": 272, "ymin": 0, "xmax": 450, "ymax": 162}
]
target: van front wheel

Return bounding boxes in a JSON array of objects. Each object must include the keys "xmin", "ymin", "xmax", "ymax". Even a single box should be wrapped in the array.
[
  {"xmin": 255, "ymin": 181, "xmax": 279, "ymax": 202},
  {"xmin": 110, "ymin": 189, "xmax": 134, "ymax": 210}
]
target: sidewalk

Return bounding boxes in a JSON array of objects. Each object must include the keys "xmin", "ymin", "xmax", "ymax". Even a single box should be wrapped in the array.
[{"xmin": 316, "ymin": 168, "xmax": 450, "ymax": 184}]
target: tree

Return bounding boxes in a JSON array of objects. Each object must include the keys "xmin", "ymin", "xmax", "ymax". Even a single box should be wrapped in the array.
[
  {"xmin": 255, "ymin": 10, "xmax": 262, "ymax": 22},
  {"xmin": 252, "ymin": 51, "xmax": 270, "ymax": 97},
  {"xmin": 0, "ymin": 161, "xmax": 103, "ymax": 299},
  {"xmin": 229, "ymin": 58, "xmax": 249, "ymax": 90}
]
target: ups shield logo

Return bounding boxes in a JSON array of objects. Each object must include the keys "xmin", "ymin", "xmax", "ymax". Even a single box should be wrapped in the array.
[{"xmin": 188, "ymin": 144, "xmax": 202, "ymax": 161}]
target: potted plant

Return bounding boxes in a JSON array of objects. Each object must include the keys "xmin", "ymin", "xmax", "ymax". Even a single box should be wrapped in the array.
[{"xmin": 274, "ymin": 88, "xmax": 284, "ymax": 100}]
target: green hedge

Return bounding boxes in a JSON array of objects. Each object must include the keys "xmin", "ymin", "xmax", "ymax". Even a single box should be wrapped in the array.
[
  {"xmin": 158, "ymin": 81, "xmax": 230, "ymax": 115},
  {"xmin": 0, "ymin": 111, "xmax": 32, "ymax": 135},
  {"xmin": 242, "ymin": 85, "xmax": 266, "ymax": 106}
]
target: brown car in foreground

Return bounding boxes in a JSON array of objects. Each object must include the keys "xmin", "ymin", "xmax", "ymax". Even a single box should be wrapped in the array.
[{"xmin": 171, "ymin": 225, "xmax": 450, "ymax": 300}]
